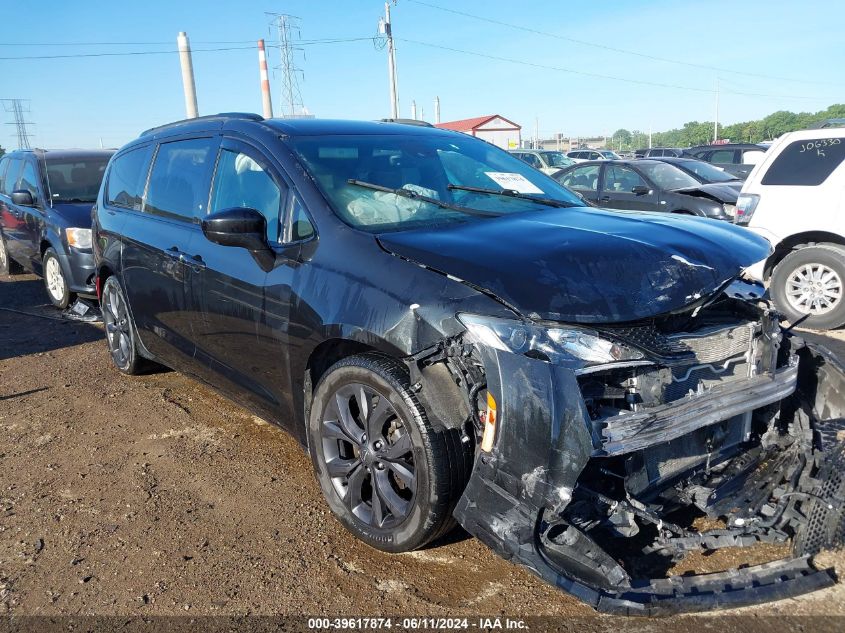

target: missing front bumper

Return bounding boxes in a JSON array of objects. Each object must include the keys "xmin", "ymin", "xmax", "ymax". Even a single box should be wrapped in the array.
[{"xmin": 453, "ymin": 342, "xmax": 845, "ymax": 615}]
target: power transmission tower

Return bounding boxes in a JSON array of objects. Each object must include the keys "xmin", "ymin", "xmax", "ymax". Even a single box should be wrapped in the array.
[
  {"xmin": 1, "ymin": 99, "xmax": 33, "ymax": 149},
  {"xmin": 266, "ymin": 13, "xmax": 305, "ymax": 117}
]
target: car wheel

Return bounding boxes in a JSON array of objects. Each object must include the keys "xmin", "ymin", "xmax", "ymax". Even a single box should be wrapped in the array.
[
  {"xmin": 307, "ymin": 353, "xmax": 471, "ymax": 553},
  {"xmin": 100, "ymin": 275, "xmax": 152, "ymax": 375},
  {"xmin": 42, "ymin": 248, "xmax": 73, "ymax": 309},
  {"xmin": 0, "ymin": 232, "xmax": 21, "ymax": 275},
  {"xmin": 770, "ymin": 244, "xmax": 845, "ymax": 330}
]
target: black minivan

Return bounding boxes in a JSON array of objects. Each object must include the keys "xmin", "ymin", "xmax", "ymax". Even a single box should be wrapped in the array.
[
  {"xmin": 92, "ymin": 114, "xmax": 845, "ymax": 615},
  {"xmin": 0, "ymin": 148, "xmax": 113, "ymax": 307}
]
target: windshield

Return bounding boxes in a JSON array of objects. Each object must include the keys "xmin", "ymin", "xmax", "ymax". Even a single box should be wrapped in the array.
[
  {"xmin": 45, "ymin": 157, "xmax": 110, "ymax": 203},
  {"xmin": 636, "ymin": 162, "xmax": 701, "ymax": 190},
  {"xmin": 287, "ymin": 133, "xmax": 584, "ymax": 232},
  {"xmin": 541, "ymin": 151, "xmax": 573, "ymax": 167},
  {"xmin": 677, "ymin": 159, "xmax": 738, "ymax": 183},
  {"xmin": 600, "ymin": 150, "xmax": 620, "ymax": 159}
]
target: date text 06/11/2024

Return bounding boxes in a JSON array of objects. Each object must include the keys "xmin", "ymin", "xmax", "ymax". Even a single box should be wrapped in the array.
[{"xmin": 306, "ymin": 617, "xmax": 528, "ymax": 630}]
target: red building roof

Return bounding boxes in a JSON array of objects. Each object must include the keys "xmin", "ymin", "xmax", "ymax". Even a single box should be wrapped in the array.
[{"xmin": 435, "ymin": 114, "xmax": 521, "ymax": 132}]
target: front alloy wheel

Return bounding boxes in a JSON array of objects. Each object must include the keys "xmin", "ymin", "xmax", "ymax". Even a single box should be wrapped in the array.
[
  {"xmin": 308, "ymin": 353, "xmax": 471, "ymax": 552},
  {"xmin": 42, "ymin": 248, "xmax": 71, "ymax": 308}
]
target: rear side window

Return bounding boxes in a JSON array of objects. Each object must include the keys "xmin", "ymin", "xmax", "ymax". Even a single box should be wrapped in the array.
[
  {"xmin": 761, "ymin": 138, "xmax": 845, "ymax": 186},
  {"xmin": 106, "ymin": 147, "xmax": 150, "ymax": 210},
  {"xmin": 145, "ymin": 138, "xmax": 216, "ymax": 221},
  {"xmin": 210, "ymin": 149, "xmax": 285, "ymax": 242},
  {"xmin": 559, "ymin": 165, "xmax": 600, "ymax": 191},
  {"xmin": 17, "ymin": 160, "xmax": 40, "ymax": 200}
]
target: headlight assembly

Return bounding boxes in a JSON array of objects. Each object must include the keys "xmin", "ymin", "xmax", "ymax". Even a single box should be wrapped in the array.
[
  {"xmin": 458, "ymin": 313, "xmax": 645, "ymax": 368},
  {"xmin": 65, "ymin": 227, "xmax": 92, "ymax": 249}
]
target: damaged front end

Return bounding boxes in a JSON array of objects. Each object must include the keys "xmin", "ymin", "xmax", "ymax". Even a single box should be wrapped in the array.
[{"xmin": 428, "ymin": 284, "xmax": 845, "ymax": 615}]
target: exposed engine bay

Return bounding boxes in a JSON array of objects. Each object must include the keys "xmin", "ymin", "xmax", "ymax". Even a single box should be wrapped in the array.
[{"xmin": 410, "ymin": 285, "xmax": 845, "ymax": 615}]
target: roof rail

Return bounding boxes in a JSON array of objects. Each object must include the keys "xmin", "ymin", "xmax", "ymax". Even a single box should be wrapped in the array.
[
  {"xmin": 378, "ymin": 118, "xmax": 434, "ymax": 128},
  {"xmin": 140, "ymin": 112, "xmax": 263, "ymax": 137}
]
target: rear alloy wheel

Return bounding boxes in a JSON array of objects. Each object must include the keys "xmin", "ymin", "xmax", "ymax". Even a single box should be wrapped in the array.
[
  {"xmin": 771, "ymin": 244, "xmax": 845, "ymax": 330},
  {"xmin": 42, "ymin": 248, "xmax": 72, "ymax": 309},
  {"xmin": 308, "ymin": 353, "xmax": 470, "ymax": 553},
  {"xmin": 100, "ymin": 276, "xmax": 151, "ymax": 375}
]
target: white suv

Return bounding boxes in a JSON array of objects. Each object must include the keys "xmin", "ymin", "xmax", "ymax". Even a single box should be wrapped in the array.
[{"xmin": 738, "ymin": 127, "xmax": 845, "ymax": 329}]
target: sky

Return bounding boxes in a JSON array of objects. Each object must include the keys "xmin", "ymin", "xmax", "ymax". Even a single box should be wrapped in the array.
[{"xmin": 2, "ymin": 0, "xmax": 844, "ymax": 150}]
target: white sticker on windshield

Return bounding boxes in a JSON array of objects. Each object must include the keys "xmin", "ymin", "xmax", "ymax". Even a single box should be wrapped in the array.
[{"xmin": 484, "ymin": 172, "xmax": 543, "ymax": 194}]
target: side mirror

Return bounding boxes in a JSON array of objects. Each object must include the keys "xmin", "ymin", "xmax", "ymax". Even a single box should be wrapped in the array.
[
  {"xmin": 631, "ymin": 185, "xmax": 650, "ymax": 196},
  {"xmin": 11, "ymin": 190, "xmax": 35, "ymax": 206},
  {"xmin": 202, "ymin": 207, "xmax": 268, "ymax": 251}
]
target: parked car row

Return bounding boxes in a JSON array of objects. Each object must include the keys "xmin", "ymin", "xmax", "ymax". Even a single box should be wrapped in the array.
[{"xmin": 2, "ymin": 115, "xmax": 845, "ymax": 616}]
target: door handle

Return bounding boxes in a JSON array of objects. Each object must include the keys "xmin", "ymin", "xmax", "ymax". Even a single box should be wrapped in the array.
[
  {"xmin": 599, "ymin": 196, "xmax": 611, "ymax": 202},
  {"xmin": 165, "ymin": 246, "xmax": 183, "ymax": 259}
]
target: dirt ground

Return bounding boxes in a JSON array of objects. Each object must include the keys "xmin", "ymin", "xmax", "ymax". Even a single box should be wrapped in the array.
[{"xmin": 1, "ymin": 272, "xmax": 844, "ymax": 621}]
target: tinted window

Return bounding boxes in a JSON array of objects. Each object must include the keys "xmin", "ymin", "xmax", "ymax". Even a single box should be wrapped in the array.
[
  {"xmin": 107, "ymin": 147, "xmax": 150, "ymax": 210},
  {"xmin": 2, "ymin": 158, "xmax": 21, "ymax": 196},
  {"xmin": 287, "ymin": 197, "xmax": 316, "ymax": 242},
  {"xmin": 145, "ymin": 138, "xmax": 216, "ymax": 221},
  {"xmin": 590, "ymin": 152, "xmax": 601, "ymax": 160},
  {"xmin": 17, "ymin": 159, "xmax": 40, "ymax": 200},
  {"xmin": 559, "ymin": 165, "xmax": 600, "ymax": 191},
  {"xmin": 761, "ymin": 138, "xmax": 845, "ymax": 186},
  {"xmin": 709, "ymin": 149, "xmax": 737, "ymax": 164},
  {"xmin": 602, "ymin": 165, "xmax": 647, "ymax": 192},
  {"xmin": 210, "ymin": 149, "xmax": 285, "ymax": 242},
  {"xmin": 46, "ymin": 156, "xmax": 110, "ymax": 204},
  {"xmin": 679, "ymin": 160, "xmax": 736, "ymax": 183}
]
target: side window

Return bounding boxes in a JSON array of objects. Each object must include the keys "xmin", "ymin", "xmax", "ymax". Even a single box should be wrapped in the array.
[
  {"xmin": 2, "ymin": 158, "xmax": 20, "ymax": 196},
  {"xmin": 709, "ymin": 149, "xmax": 737, "ymax": 164},
  {"xmin": 145, "ymin": 137, "xmax": 216, "ymax": 221},
  {"xmin": 761, "ymin": 138, "xmax": 845, "ymax": 186},
  {"xmin": 602, "ymin": 165, "xmax": 647, "ymax": 192},
  {"xmin": 590, "ymin": 152, "xmax": 601, "ymax": 160},
  {"xmin": 560, "ymin": 165, "xmax": 600, "ymax": 192},
  {"xmin": 286, "ymin": 197, "xmax": 316, "ymax": 242},
  {"xmin": 17, "ymin": 159, "xmax": 40, "ymax": 201},
  {"xmin": 522, "ymin": 153, "xmax": 541, "ymax": 168},
  {"xmin": 106, "ymin": 146, "xmax": 150, "ymax": 210},
  {"xmin": 742, "ymin": 149, "xmax": 765, "ymax": 165},
  {"xmin": 210, "ymin": 148, "xmax": 285, "ymax": 242},
  {"xmin": 0, "ymin": 157, "xmax": 8, "ymax": 193}
]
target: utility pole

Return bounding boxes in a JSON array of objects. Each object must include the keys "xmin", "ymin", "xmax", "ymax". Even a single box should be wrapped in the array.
[
  {"xmin": 379, "ymin": 3, "xmax": 399, "ymax": 118},
  {"xmin": 648, "ymin": 124, "xmax": 653, "ymax": 149},
  {"xmin": 267, "ymin": 13, "xmax": 305, "ymax": 117},
  {"xmin": 257, "ymin": 39, "xmax": 274, "ymax": 118},
  {"xmin": 176, "ymin": 32, "xmax": 198, "ymax": 119},
  {"xmin": 410, "ymin": 99, "xmax": 417, "ymax": 120},
  {"xmin": 434, "ymin": 96, "xmax": 441, "ymax": 124},
  {"xmin": 714, "ymin": 75, "xmax": 720, "ymax": 143},
  {"xmin": 1, "ymin": 99, "xmax": 33, "ymax": 149},
  {"xmin": 534, "ymin": 117, "xmax": 539, "ymax": 149}
]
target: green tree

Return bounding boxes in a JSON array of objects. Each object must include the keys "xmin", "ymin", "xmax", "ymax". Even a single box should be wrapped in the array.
[{"xmin": 612, "ymin": 128, "xmax": 632, "ymax": 147}]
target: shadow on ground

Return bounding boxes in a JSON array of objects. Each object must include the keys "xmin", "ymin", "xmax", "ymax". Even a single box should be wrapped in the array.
[{"xmin": 0, "ymin": 274, "xmax": 103, "ymax": 361}]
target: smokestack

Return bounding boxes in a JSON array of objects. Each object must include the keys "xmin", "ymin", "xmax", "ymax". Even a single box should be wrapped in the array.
[
  {"xmin": 411, "ymin": 99, "xmax": 417, "ymax": 120},
  {"xmin": 177, "ymin": 31, "xmax": 198, "ymax": 118},
  {"xmin": 434, "ymin": 96, "xmax": 440, "ymax": 124},
  {"xmin": 257, "ymin": 39, "xmax": 274, "ymax": 119}
]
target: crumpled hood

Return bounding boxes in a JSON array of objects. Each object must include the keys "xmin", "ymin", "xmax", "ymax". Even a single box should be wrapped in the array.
[
  {"xmin": 49, "ymin": 202, "xmax": 94, "ymax": 229},
  {"xmin": 674, "ymin": 182, "xmax": 741, "ymax": 203},
  {"xmin": 377, "ymin": 206, "xmax": 772, "ymax": 323}
]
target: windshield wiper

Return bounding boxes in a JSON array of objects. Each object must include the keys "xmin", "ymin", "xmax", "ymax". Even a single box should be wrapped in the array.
[
  {"xmin": 347, "ymin": 179, "xmax": 501, "ymax": 217},
  {"xmin": 447, "ymin": 184, "xmax": 575, "ymax": 208}
]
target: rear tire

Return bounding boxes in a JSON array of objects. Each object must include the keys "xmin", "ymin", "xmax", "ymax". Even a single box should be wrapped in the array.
[
  {"xmin": 0, "ymin": 231, "xmax": 21, "ymax": 276},
  {"xmin": 770, "ymin": 244, "xmax": 845, "ymax": 330},
  {"xmin": 100, "ymin": 275, "xmax": 152, "ymax": 375},
  {"xmin": 42, "ymin": 248, "xmax": 73, "ymax": 309},
  {"xmin": 307, "ymin": 353, "xmax": 471, "ymax": 553}
]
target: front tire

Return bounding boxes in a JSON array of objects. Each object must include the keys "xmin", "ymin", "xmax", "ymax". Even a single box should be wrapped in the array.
[
  {"xmin": 42, "ymin": 248, "xmax": 72, "ymax": 309},
  {"xmin": 100, "ymin": 276, "xmax": 152, "ymax": 375},
  {"xmin": 770, "ymin": 244, "xmax": 845, "ymax": 330},
  {"xmin": 307, "ymin": 353, "xmax": 470, "ymax": 553}
]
